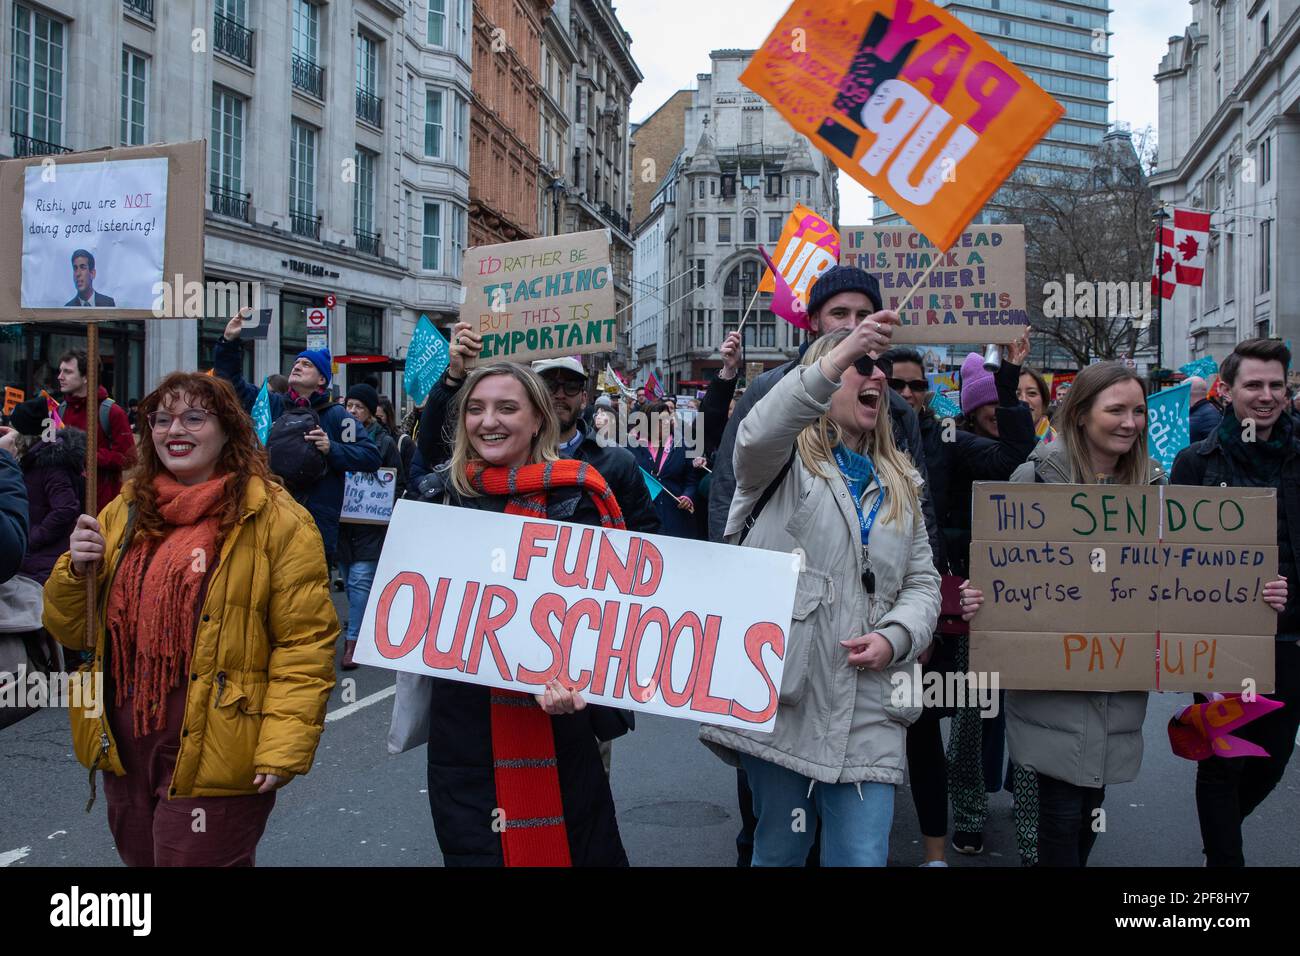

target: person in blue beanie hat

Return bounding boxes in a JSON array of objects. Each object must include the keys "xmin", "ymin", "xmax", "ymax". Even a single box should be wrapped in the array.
[{"xmin": 212, "ymin": 308, "xmax": 380, "ymax": 579}]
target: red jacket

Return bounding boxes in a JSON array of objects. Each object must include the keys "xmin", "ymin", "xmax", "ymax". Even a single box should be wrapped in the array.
[{"xmin": 60, "ymin": 386, "xmax": 136, "ymax": 510}]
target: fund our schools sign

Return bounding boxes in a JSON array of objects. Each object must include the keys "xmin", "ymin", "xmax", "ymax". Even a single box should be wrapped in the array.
[
  {"xmin": 353, "ymin": 500, "xmax": 799, "ymax": 731},
  {"xmin": 742, "ymin": 0, "xmax": 1065, "ymax": 250}
]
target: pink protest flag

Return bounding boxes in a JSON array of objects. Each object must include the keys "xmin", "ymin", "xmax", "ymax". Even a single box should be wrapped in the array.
[
  {"xmin": 42, "ymin": 390, "xmax": 65, "ymax": 429},
  {"xmin": 759, "ymin": 245, "xmax": 814, "ymax": 331},
  {"xmin": 1168, "ymin": 693, "xmax": 1284, "ymax": 761}
]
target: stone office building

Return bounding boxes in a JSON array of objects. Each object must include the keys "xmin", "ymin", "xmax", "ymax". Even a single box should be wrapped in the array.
[{"xmin": 1, "ymin": 0, "xmax": 472, "ymax": 409}]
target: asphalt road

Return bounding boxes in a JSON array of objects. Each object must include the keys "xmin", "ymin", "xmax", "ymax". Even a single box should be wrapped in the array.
[{"xmin": 3, "ymin": 594, "xmax": 1297, "ymax": 867}]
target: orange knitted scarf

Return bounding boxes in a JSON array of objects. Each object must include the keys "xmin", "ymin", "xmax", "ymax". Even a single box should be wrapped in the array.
[{"xmin": 107, "ymin": 474, "xmax": 227, "ymax": 737}]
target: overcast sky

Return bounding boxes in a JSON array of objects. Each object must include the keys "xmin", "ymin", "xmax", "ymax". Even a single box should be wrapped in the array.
[{"xmin": 619, "ymin": 0, "xmax": 1178, "ymax": 223}]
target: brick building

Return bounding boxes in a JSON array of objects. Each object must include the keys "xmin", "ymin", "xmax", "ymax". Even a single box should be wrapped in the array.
[
  {"xmin": 468, "ymin": 0, "xmax": 551, "ymax": 245},
  {"xmin": 630, "ymin": 89, "xmax": 691, "ymax": 230}
]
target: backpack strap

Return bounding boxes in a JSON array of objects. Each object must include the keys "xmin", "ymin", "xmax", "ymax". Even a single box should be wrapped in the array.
[
  {"xmin": 738, "ymin": 446, "xmax": 797, "ymax": 546},
  {"xmin": 58, "ymin": 398, "xmax": 113, "ymax": 436}
]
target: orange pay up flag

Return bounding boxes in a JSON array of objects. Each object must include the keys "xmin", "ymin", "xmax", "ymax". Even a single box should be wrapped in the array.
[
  {"xmin": 758, "ymin": 203, "xmax": 840, "ymax": 309},
  {"xmin": 742, "ymin": 0, "xmax": 1065, "ymax": 250}
]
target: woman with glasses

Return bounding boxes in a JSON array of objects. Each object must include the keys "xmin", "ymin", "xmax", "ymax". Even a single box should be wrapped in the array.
[
  {"xmin": 44, "ymin": 372, "xmax": 337, "ymax": 866},
  {"xmin": 630, "ymin": 399, "xmax": 699, "ymax": 538}
]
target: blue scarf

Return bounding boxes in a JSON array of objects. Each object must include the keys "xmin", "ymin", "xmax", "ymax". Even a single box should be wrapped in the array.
[{"xmin": 834, "ymin": 442, "xmax": 876, "ymax": 501}]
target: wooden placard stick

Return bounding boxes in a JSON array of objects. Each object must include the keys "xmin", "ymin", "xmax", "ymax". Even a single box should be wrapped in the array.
[
  {"xmin": 84, "ymin": 321, "xmax": 99, "ymax": 650},
  {"xmin": 734, "ymin": 286, "xmax": 763, "ymax": 334}
]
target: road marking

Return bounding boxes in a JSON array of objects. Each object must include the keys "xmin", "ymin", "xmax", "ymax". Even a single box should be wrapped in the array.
[
  {"xmin": 0, "ymin": 847, "xmax": 31, "ymax": 867},
  {"xmin": 325, "ymin": 684, "xmax": 395, "ymax": 723}
]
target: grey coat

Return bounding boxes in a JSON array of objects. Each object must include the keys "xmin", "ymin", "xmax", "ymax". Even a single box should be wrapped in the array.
[
  {"xmin": 699, "ymin": 362, "xmax": 940, "ymax": 785},
  {"xmin": 1003, "ymin": 440, "xmax": 1164, "ymax": 789}
]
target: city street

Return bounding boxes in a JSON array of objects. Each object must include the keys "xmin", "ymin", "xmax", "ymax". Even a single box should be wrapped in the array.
[{"xmin": 3, "ymin": 598, "xmax": 1296, "ymax": 868}]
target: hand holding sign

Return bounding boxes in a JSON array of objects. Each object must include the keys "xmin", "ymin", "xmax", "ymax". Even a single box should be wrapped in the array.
[
  {"xmin": 447, "ymin": 321, "xmax": 482, "ymax": 380},
  {"xmin": 224, "ymin": 307, "xmax": 252, "ymax": 342},
  {"xmin": 535, "ymin": 679, "xmax": 587, "ymax": 715}
]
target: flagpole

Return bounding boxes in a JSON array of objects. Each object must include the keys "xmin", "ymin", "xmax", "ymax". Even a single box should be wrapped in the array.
[
  {"xmin": 1155, "ymin": 208, "xmax": 1168, "ymax": 372},
  {"xmin": 735, "ymin": 286, "xmax": 763, "ymax": 334}
]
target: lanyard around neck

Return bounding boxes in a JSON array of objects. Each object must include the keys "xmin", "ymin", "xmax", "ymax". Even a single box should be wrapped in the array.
[{"xmin": 833, "ymin": 446, "xmax": 883, "ymax": 547}]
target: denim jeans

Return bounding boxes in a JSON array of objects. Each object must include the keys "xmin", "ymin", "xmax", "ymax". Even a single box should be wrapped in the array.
[
  {"xmin": 339, "ymin": 560, "xmax": 378, "ymax": 644},
  {"xmin": 1036, "ymin": 773, "xmax": 1105, "ymax": 867},
  {"xmin": 739, "ymin": 753, "xmax": 894, "ymax": 867}
]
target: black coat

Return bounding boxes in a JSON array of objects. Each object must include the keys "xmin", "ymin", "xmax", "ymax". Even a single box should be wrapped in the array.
[
  {"xmin": 1171, "ymin": 420, "xmax": 1300, "ymax": 639},
  {"xmin": 0, "ymin": 449, "xmax": 28, "ymax": 584},
  {"xmin": 19, "ymin": 428, "xmax": 85, "ymax": 583},
  {"xmin": 630, "ymin": 439, "xmax": 699, "ymax": 538},
  {"xmin": 415, "ymin": 468, "xmax": 629, "ymax": 867}
]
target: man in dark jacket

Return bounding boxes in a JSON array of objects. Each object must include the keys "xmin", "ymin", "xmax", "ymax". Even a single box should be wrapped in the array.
[
  {"xmin": 0, "ymin": 426, "xmax": 28, "ymax": 584},
  {"xmin": 337, "ymin": 383, "xmax": 402, "ymax": 670},
  {"xmin": 708, "ymin": 265, "xmax": 941, "ymax": 564},
  {"xmin": 215, "ymin": 310, "xmax": 381, "ymax": 563},
  {"xmin": 1187, "ymin": 375, "xmax": 1223, "ymax": 443},
  {"xmin": 1170, "ymin": 338, "xmax": 1300, "ymax": 867}
]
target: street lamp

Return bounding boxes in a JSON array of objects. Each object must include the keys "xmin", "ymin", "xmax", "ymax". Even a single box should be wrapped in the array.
[{"xmin": 547, "ymin": 177, "xmax": 567, "ymax": 237}]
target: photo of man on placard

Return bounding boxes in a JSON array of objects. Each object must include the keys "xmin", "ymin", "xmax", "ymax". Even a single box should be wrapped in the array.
[{"xmin": 63, "ymin": 249, "xmax": 115, "ymax": 307}]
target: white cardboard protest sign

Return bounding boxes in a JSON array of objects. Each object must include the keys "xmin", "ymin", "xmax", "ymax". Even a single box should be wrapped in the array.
[
  {"xmin": 341, "ymin": 468, "xmax": 398, "ymax": 525},
  {"xmin": 354, "ymin": 499, "xmax": 798, "ymax": 731}
]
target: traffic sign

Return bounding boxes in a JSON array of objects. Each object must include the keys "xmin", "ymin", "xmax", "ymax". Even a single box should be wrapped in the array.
[
  {"xmin": 324, "ymin": 294, "xmax": 336, "ymax": 309},
  {"xmin": 306, "ymin": 307, "xmax": 329, "ymax": 331}
]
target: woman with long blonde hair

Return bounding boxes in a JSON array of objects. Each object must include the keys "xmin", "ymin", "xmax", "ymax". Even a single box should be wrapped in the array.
[
  {"xmin": 701, "ymin": 325, "xmax": 941, "ymax": 866},
  {"xmin": 395, "ymin": 361, "xmax": 630, "ymax": 867}
]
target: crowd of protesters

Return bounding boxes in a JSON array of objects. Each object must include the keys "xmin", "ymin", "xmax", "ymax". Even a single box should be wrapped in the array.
[{"xmin": 1, "ymin": 263, "xmax": 1298, "ymax": 870}]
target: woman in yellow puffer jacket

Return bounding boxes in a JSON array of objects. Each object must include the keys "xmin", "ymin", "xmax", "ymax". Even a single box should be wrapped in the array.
[{"xmin": 44, "ymin": 371, "xmax": 337, "ymax": 867}]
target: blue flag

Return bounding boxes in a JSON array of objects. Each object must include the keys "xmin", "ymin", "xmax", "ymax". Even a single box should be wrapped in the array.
[
  {"xmin": 929, "ymin": 389, "xmax": 962, "ymax": 420},
  {"xmin": 251, "ymin": 377, "xmax": 272, "ymax": 446},
  {"xmin": 404, "ymin": 314, "xmax": 451, "ymax": 406},
  {"xmin": 1178, "ymin": 356, "xmax": 1218, "ymax": 380},
  {"xmin": 639, "ymin": 466, "xmax": 665, "ymax": 501},
  {"xmin": 1147, "ymin": 380, "xmax": 1192, "ymax": 472}
]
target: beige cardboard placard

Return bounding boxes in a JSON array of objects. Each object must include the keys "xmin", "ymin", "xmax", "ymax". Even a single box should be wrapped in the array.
[
  {"xmin": 463, "ymin": 228, "xmax": 616, "ymax": 365},
  {"xmin": 840, "ymin": 224, "xmax": 1027, "ymax": 344},
  {"xmin": 0, "ymin": 140, "xmax": 206, "ymax": 321},
  {"xmin": 969, "ymin": 482, "xmax": 1277, "ymax": 692}
]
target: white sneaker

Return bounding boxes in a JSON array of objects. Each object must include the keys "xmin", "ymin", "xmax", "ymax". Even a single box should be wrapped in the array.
[{"xmin": 919, "ymin": 860, "xmax": 949, "ymax": 867}]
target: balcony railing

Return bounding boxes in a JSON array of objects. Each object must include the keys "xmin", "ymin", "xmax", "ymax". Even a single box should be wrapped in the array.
[
  {"xmin": 290, "ymin": 210, "xmax": 321, "ymax": 239},
  {"xmin": 214, "ymin": 13, "xmax": 254, "ymax": 66},
  {"xmin": 292, "ymin": 55, "xmax": 325, "ymax": 99},
  {"xmin": 123, "ymin": 0, "xmax": 153, "ymax": 21},
  {"xmin": 599, "ymin": 201, "xmax": 629, "ymax": 235},
  {"xmin": 354, "ymin": 228, "xmax": 382, "ymax": 256},
  {"xmin": 11, "ymin": 131, "xmax": 70, "ymax": 158},
  {"xmin": 210, "ymin": 184, "xmax": 251, "ymax": 222},
  {"xmin": 355, "ymin": 87, "xmax": 383, "ymax": 127}
]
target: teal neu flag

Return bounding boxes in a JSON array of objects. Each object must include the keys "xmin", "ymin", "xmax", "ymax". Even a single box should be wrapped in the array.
[
  {"xmin": 251, "ymin": 377, "xmax": 273, "ymax": 446},
  {"xmin": 639, "ymin": 466, "xmax": 665, "ymax": 501},
  {"xmin": 1178, "ymin": 356, "xmax": 1218, "ymax": 380},
  {"xmin": 929, "ymin": 389, "xmax": 962, "ymax": 420},
  {"xmin": 404, "ymin": 314, "xmax": 451, "ymax": 406},
  {"xmin": 1147, "ymin": 380, "xmax": 1192, "ymax": 472}
]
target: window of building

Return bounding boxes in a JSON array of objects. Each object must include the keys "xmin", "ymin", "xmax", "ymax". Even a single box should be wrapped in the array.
[
  {"xmin": 718, "ymin": 217, "xmax": 731, "ymax": 243},
  {"xmin": 1260, "ymin": 136, "xmax": 1272, "ymax": 184},
  {"xmin": 741, "ymin": 172, "xmax": 761, "ymax": 190},
  {"xmin": 1225, "ymin": 230, "xmax": 1235, "ymax": 302},
  {"xmin": 210, "ymin": 88, "xmax": 244, "ymax": 193},
  {"xmin": 354, "ymin": 148, "xmax": 376, "ymax": 235},
  {"xmin": 289, "ymin": 121, "xmax": 317, "ymax": 217},
  {"xmin": 428, "ymin": 0, "xmax": 446, "ymax": 46},
  {"xmin": 356, "ymin": 33, "xmax": 378, "ymax": 94},
  {"xmin": 120, "ymin": 49, "xmax": 147, "ymax": 146},
  {"xmin": 710, "ymin": 179, "xmax": 716, "ymax": 196},
  {"xmin": 453, "ymin": 93, "xmax": 469, "ymax": 169},
  {"xmin": 1259, "ymin": 219, "xmax": 1272, "ymax": 293},
  {"xmin": 768, "ymin": 216, "xmax": 782, "ymax": 244},
  {"xmin": 795, "ymin": 178, "xmax": 802, "ymax": 198},
  {"xmin": 694, "ymin": 308, "xmax": 707, "ymax": 348},
  {"xmin": 743, "ymin": 214, "xmax": 757, "ymax": 243},
  {"xmin": 292, "ymin": 0, "xmax": 319, "ymax": 63},
  {"xmin": 11, "ymin": 4, "xmax": 65, "ymax": 146},
  {"xmin": 1262, "ymin": 13, "xmax": 1271, "ymax": 48},
  {"xmin": 456, "ymin": 0, "xmax": 470, "ymax": 58},
  {"xmin": 422, "ymin": 202, "xmax": 441, "ymax": 271},
  {"xmin": 696, "ymin": 217, "xmax": 706, "ymax": 243},
  {"xmin": 448, "ymin": 203, "xmax": 465, "ymax": 279},
  {"xmin": 758, "ymin": 309, "xmax": 775, "ymax": 348},
  {"xmin": 694, "ymin": 258, "xmax": 705, "ymax": 288},
  {"xmin": 346, "ymin": 303, "xmax": 383, "ymax": 356},
  {"xmin": 424, "ymin": 88, "xmax": 444, "ymax": 158},
  {"xmin": 698, "ymin": 179, "xmax": 706, "ymax": 200},
  {"xmin": 1206, "ymin": 239, "xmax": 1219, "ymax": 309},
  {"xmin": 280, "ymin": 293, "xmax": 316, "ymax": 372}
]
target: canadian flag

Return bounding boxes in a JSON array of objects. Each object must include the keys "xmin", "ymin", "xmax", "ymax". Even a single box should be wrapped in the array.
[
  {"xmin": 1152, "ymin": 223, "xmax": 1176, "ymax": 301},
  {"xmin": 1173, "ymin": 208, "xmax": 1211, "ymax": 287}
]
